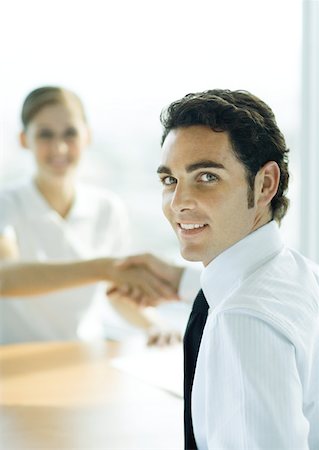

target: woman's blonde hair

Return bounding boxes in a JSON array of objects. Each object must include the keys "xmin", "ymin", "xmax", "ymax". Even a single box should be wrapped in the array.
[{"xmin": 21, "ymin": 86, "xmax": 87, "ymax": 129}]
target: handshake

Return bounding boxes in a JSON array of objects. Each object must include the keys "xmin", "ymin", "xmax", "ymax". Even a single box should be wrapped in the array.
[
  {"xmin": 104, "ymin": 253, "xmax": 186, "ymax": 346},
  {"xmin": 106, "ymin": 253, "xmax": 184, "ymax": 306}
]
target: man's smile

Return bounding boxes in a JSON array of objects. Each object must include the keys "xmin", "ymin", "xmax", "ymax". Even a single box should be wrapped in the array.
[{"xmin": 177, "ymin": 223, "xmax": 208, "ymax": 236}]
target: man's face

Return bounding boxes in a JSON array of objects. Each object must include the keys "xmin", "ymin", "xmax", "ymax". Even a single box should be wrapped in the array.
[{"xmin": 158, "ymin": 125, "xmax": 264, "ymax": 266}]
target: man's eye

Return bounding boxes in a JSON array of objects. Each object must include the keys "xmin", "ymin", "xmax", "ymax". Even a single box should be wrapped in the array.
[
  {"xmin": 199, "ymin": 173, "xmax": 218, "ymax": 182},
  {"xmin": 160, "ymin": 176, "xmax": 176, "ymax": 186}
]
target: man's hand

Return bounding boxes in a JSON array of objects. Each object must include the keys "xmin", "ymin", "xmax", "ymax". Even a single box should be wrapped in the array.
[
  {"xmin": 108, "ymin": 253, "xmax": 184, "ymax": 306},
  {"xmin": 106, "ymin": 258, "xmax": 179, "ymax": 306}
]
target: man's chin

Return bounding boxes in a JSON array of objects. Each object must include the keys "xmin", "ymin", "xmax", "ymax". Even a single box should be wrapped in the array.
[{"xmin": 180, "ymin": 248, "xmax": 202, "ymax": 263}]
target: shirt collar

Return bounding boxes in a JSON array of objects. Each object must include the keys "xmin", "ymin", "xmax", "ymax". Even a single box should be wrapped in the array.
[
  {"xmin": 200, "ymin": 221, "xmax": 284, "ymax": 308},
  {"xmin": 26, "ymin": 179, "xmax": 91, "ymax": 221}
]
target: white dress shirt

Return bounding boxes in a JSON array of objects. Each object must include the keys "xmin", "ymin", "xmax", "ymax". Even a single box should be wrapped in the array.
[{"xmin": 192, "ymin": 221, "xmax": 319, "ymax": 449}]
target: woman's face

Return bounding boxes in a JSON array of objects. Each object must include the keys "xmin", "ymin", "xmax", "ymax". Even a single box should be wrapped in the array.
[{"xmin": 20, "ymin": 102, "xmax": 90, "ymax": 182}]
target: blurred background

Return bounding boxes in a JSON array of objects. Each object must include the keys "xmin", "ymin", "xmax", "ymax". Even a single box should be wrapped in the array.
[{"xmin": 0, "ymin": 0, "xmax": 318, "ymax": 264}]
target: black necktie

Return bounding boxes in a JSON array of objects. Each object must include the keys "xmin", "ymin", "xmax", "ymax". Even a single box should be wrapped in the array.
[{"xmin": 183, "ymin": 289, "xmax": 209, "ymax": 450}]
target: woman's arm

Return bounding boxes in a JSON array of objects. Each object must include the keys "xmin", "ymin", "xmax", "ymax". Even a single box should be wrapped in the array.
[
  {"xmin": 0, "ymin": 258, "xmax": 177, "ymax": 300},
  {"xmin": 0, "ymin": 259, "xmax": 108, "ymax": 296}
]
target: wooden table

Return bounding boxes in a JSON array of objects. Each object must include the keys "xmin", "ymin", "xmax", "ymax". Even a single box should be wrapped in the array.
[{"xmin": 0, "ymin": 340, "xmax": 183, "ymax": 450}]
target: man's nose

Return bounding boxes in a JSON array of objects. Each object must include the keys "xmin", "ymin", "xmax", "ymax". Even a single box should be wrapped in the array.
[{"xmin": 170, "ymin": 183, "xmax": 196, "ymax": 213}]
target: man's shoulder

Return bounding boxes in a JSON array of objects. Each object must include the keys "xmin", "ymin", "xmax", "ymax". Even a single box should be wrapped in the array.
[
  {"xmin": 239, "ymin": 247, "xmax": 317, "ymax": 304},
  {"xmin": 290, "ymin": 247, "xmax": 319, "ymax": 280},
  {"xmin": 218, "ymin": 247, "xmax": 319, "ymax": 344}
]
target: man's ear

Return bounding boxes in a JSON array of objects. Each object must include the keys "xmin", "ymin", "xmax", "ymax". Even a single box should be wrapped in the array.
[
  {"xmin": 19, "ymin": 131, "xmax": 29, "ymax": 149},
  {"xmin": 256, "ymin": 161, "xmax": 280, "ymax": 208}
]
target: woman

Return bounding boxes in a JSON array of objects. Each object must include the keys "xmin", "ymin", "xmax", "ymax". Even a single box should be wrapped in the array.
[{"xmin": 0, "ymin": 86, "xmax": 185, "ymax": 344}]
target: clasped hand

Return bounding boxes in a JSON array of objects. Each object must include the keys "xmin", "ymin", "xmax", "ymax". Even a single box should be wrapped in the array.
[
  {"xmin": 107, "ymin": 253, "xmax": 183, "ymax": 306},
  {"xmin": 106, "ymin": 254, "xmax": 184, "ymax": 346}
]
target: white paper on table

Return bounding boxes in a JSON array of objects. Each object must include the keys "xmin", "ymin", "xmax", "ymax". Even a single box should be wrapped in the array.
[{"xmin": 110, "ymin": 343, "xmax": 184, "ymax": 398}]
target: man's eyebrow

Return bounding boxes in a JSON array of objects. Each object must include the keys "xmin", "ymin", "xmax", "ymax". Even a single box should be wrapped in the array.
[
  {"xmin": 157, "ymin": 165, "xmax": 171, "ymax": 174},
  {"xmin": 157, "ymin": 160, "xmax": 226, "ymax": 175},
  {"xmin": 186, "ymin": 160, "xmax": 226, "ymax": 172}
]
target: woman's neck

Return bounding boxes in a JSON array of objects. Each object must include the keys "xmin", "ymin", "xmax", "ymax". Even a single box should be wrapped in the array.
[{"xmin": 34, "ymin": 175, "xmax": 76, "ymax": 218}]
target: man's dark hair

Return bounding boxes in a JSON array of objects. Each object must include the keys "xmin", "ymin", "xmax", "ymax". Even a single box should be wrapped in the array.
[{"xmin": 160, "ymin": 89, "xmax": 289, "ymax": 223}]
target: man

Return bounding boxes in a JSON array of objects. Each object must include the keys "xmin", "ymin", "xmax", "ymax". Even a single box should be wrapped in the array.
[{"xmin": 125, "ymin": 89, "xmax": 319, "ymax": 448}]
